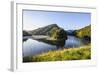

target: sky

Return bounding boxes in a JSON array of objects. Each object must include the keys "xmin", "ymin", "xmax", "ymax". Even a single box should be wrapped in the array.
[{"xmin": 23, "ymin": 10, "xmax": 91, "ymax": 31}]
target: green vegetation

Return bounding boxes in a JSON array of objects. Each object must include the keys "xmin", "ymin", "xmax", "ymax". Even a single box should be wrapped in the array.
[
  {"xmin": 48, "ymin": 27, "xmax": 59, "ymax": 37},
  {"xmin": 24, "ymin": 24, "xmax": 91, "ymax": 40},
  {"xmin": 29, "ymin": 24, "xmax": 60, "ymax": 35},
  {"xmin": 29, "ymin": 24, "xmax": 68, "ymax": 40},
  {"xmin": 48, "ymin": 28, "xmax": 67, "ymax": 40},
  {"xmin": 23, "ymin": 24, "xmax": 91, "ymax": 62},
  {"xmin": 23, "ymin": 45, "xmax": 91, "ymax": 62},
  {"xmin": 76, "ymin": 25, "xmax": 91, "ymax": 38}
]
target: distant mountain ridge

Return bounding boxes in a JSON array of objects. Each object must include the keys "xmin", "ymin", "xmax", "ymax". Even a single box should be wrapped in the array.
[{"xmin": 66, "ymin": 30, "xmax": 76, "ymax": 35}]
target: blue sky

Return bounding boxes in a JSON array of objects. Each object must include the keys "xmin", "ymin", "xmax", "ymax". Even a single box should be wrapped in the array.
[{"xmin": 23, "ymin": 10, "xmax": 91, "ymax": 30}]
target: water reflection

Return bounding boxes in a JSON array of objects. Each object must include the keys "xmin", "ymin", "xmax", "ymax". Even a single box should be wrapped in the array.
[
  {"xmin": 23, "ymin": 39, "xmax": 57, "ymax": 57},
  {"xmin": 23, "ymin": 36, "xmax": 86, "ymax": 57},
  {"xmin": 36, "ymin": 39, "xmax": 66, "ymax": 49}
]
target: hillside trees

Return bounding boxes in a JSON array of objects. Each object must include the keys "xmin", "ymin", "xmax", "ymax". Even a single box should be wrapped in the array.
[{"xmin": 49, "ymin": 28, "xmax": 67, "ymax": 40}]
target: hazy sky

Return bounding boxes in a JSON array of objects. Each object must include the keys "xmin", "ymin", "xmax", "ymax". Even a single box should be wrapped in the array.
[{"xmin": 23, "ymin": 10, "xmax": 91, "ymax": 30}]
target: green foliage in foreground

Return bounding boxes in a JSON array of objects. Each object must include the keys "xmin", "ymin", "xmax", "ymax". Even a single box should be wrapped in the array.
[{"xmin": 23, "ymin": 45, "xmax": 91, "ymax": 62}]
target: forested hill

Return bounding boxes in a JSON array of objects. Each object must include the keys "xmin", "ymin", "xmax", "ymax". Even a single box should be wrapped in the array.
[
  {"xmin": 29, "ymin": 24, "xmax": 60, "ymax": 35},
  {"xmin": 23, "ymin": 24, "xmax": 91, "ymax": 40},
  {"xmin": 76, "ymin": 25, "xmax": 91, "ymax": 38}
]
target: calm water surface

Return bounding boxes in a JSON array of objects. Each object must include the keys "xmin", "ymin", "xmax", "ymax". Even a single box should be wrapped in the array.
[{"xmin": 23, "ymin": 36, "xmax": 84, "ymax": 57}]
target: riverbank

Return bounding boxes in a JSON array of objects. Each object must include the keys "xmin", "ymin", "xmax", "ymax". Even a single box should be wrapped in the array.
[{"xmin": 23, "ymin": 44, "xmax": 91, "ymax": 62}]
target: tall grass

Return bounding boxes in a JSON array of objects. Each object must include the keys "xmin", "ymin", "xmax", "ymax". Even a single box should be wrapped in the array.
[{"xmin": 23, "ymin": 45, "xmax": 91, "ymax": 62}]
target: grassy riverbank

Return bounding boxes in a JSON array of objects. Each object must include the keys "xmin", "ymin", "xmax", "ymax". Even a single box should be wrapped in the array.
[{"xmin": 23, "ymin": 44, "xmax": 91, "ymax": 62}]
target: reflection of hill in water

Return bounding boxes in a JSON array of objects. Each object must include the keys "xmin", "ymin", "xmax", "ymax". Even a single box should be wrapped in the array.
[
  {"xmin": 23, "ymin": 36, "xmax": 66, "ymax": 49},
  {"xmin": 23, "ymin": 35, "xmax": 90, "ymax": 49},
  {"xmin": 37, "ymin": 39, "xmax": 66, "ymax": 49},
  {"xmin": 23, "ymin": 35, "xmax": 91, "ymax": 57}
]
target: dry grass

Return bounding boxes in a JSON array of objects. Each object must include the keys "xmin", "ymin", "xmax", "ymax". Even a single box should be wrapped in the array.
[{"xmin": 23, "ymin": 45, "xmax": 91, "ymax": 62}]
